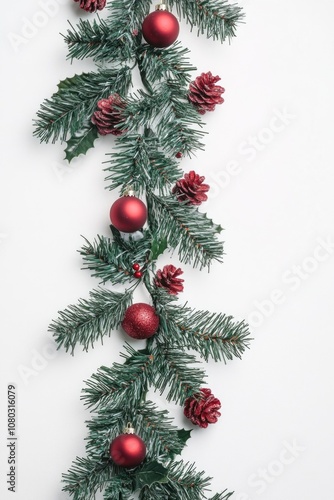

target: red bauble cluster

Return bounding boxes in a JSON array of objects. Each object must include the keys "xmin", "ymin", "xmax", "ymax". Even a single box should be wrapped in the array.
[
  {"xmin": 188, "ymin": 72, "xmax": 225, "ymax": 115},
  {"xmin": 74, "ymin": 0, "xmax": 106, "ymax": 12},
  {"xmin": 184, "ymin": 388, "xmax": 221, "ymax": 428},
  {"xmin": 110, "ymin": 195, "xmax": 147, "ymax": 233},
  {"xmin": 142, "ymin": 6, "xmax": 179, "ymax": 48},
  {"xmin": 173, "ymin": 170, "xmax": 210, "ymax": 206},
  {"xmin": 155, "ymin": 265, "xmax": 184, "ymax": 295},
  {"xmin": 122, "ymin": 303, "xmax": 160, "ymax": 340},
  {"xmin": 110, "ymin": 425, "xmax": 146, "ymax": 468},
  {"xmin": 132, "ymin": 263, "xmax": 143, "ymax": 279}
]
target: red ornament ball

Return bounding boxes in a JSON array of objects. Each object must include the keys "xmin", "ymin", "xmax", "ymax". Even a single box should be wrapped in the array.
[
  {"xmin": 132, "ymin": 263, "xmax": 140, "ymax": 271},
  {"xmin": 110, "ymin": 196, "xmax": 147, "ymax": 233},
  {"xmin": 133, "ymin": 271, "xmax": 143, "ymax": 279},
  {"xmin": 110, "ymin": 433, "xmax": 146, "ymax": 468},
  {"xmin": 122, "ymin": 303, "xmax": 160, "ymax": 339},
  {"xmin": 142, "ymin": 9, "xmax": 179, "ymax": 48}
]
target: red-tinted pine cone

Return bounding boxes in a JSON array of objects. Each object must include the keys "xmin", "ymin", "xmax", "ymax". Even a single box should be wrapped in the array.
[
  {"xmin": 172, "ymin": 170, "xmax": 210, "ymax": 206},
  {"xmin": 184, "ymin": 388, "xmax": 221, "ymax": 428},
  {"xmin": 155, "ymin": 265, "xmax": 184, "ymax": 295},
  {"xmin": 74, "ymin": 0, "xmax": 106, "ymax": 12},
  {"xmin": 91, "ymin": 94, "xmax": 126, "ymax": 136},
  {"xmin": 188, "ymin": 71, "xmax": 225, "ymax": 115}
]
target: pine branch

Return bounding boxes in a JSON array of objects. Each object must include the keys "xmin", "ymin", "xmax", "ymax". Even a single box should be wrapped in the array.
[
  {"xmin": 160, "ymin": 305, "xmax": 251, "ymax": 363},
  {"xmin": 103, "ymin": 476, "xmax": 133, "ymax": 500},
  {"xmin": 62, "ymin": 456, "xmax": 112, "ymax": 499},
  {"xmin": 153, "ymin": 347, "xmax": 206, "ymax": 404},
  {"xmin": 118, "ymin": 82, "xmax": 205, "ymax": 157},
  {"xmin": 170, "ymin": 0, "xmax": 244, "ymax": 43},
  {"xmin": 64, "ymin": 18, "xmax": 135, "ymax": 63},
  {"xmin": 136, "ymin": 402, "xmax": 191, "ymax": 459},
  {"xmin": 80, "ymin": 231, "xmax": 155, "ymax": 284},
  {"xmin": 209, "ymin": 492, "xmax": 234, "ymax": 500},
  {"xmin": 140, "ymin": 460, "xmax": 214, "ymax": 499},
  {"xmin": 81, "ymin": 346, "xmax": 155, "ymax": 410},
  {"xmin": 33, "ymin": 68, "xmax": 131, "ymax": 143},
  {"xmin": 137, "ymin": 43, "xmax": 196, "ymax": 88},
  {"xmin": 49, "ymin": 288, "xmax": 133, "ymax": 353},
  {"xmin": 148, "ymin": 193, "xmax": 224, "ymax": 269},
  {"xmin": 64, "ymin": 0, "xmax": 152, "ymax": 63},
  {"xmin": 104, "ymin": 132, "xmax": 183, "ymax": 195}
]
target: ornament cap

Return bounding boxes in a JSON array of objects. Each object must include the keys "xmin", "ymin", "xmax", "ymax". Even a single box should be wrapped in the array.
[
  {"xmin": 123, "ymin": 186, "xmax": 135, "ymax": 197},
  {"xmin": 124, "ymin": 422, "xmax": 135, "ymax": 434},
  {"xmin": 155, "ymin": 3, "xmax": 168, "ymax": 11}
]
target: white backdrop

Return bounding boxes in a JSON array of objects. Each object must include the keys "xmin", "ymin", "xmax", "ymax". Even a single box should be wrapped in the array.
[{"xmin": 1, "ymin": 0, "xmax": 334, "ymax": 499}]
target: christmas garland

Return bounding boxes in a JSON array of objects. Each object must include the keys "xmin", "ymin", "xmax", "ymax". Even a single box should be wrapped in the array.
[{"xmin": 34, "ymin": 1, "xmax": 251, "ymax": 498}]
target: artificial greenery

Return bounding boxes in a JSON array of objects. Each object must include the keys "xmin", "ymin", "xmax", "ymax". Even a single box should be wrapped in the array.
[{"xmin": 34, "ymin": 0, "xmax": 249, "ymax": 498}]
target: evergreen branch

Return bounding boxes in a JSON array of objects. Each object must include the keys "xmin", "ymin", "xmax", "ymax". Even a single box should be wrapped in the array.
[
  {"xmin": 136, "ymin": 43, "xmax": 196, "ymax": 88},
  {"xmin": 33, "ymin": 68, "xmax": 131, "ymax": 143},
  {"xmin": 107, "ymin": 0, "xmax": 152, "ymax": 28},
  {"xmin": 136, "ymin": 402, "xmax": 191, "ymax": 459},
  {"xmin": 167, "ymin": 460, "xmax": 212, "ymax": 497},
  {"xmin": 163, "ymin": 306, "xmax": 251, "ymax": 363},
  {"xmin": 86, "ymin": 412, "xmax": 124, "ymax": 461},
  {"xmin": 80, "ymin": 232, "xmax": 153, "ymax": 284},
  {"xmin": 49, "ymin": 288, "xmax": 133, "ymax": 353},
  {"xmin": 170, "ymin": 0, "xmax": 244, "ymax": 43},
  {"xmin": 62, "ymin": 456, "xmax": 112, "ymax": 499},
  {"xmin": 153, "ymin": 347, "xmax": 206, "ymax": 404},
  {"xmin": 157, "ymin": 80, "xmax": 206, "ymax": 157},
  {"xmin": 81, "ymin": 346, "xmax": 155, "ymax": 410},
  {"xmin": 209, "ymin": 492, "xmax": 234, "ymax": 500},
  {"xmin": 104, "ymin": 132, "xmax": 183, "ymax": 194},
  {"xmin": 148, "ymin": 193, "xmax": 224, "ymax": 269},
  {"xmin": 80, "ymin": 235, "xmax": 133, "ymax": 285},
  {"xmin": 64, "ymin": 18, "xmax": 135, "ymax": 63},
  {"xmin": 140, "ymin": 461, "xmax": 214, "ymax": 499},
  {"xmin": 103, "ymin": 476, "xmax": 133, "ymax": 500},
  {"xmin": 119, "ymin": 82, "xmax": 206, "ymax": 157}
]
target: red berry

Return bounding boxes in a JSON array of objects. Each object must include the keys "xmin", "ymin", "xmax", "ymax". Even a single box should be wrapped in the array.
[
  {"xmin": 175, "ymin": 152, "xmax": 183, "ymax": 158},
  {"xmin": 132, "ymin": 263, "xmax": 140, "ymax": 271},
  {"xmin": 134, "ymin": 271, "xmax": 143, "ymax": 279}
]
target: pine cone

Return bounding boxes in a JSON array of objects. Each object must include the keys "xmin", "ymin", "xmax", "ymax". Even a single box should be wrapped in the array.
[
  {"xmin": 154, "ymin": 265, "xmax": 184, "ymax": 295},
  {"xmin": 172, "ymin": 170, "xmax": 210, "ymax": 206},
  {"xmin": 91, "ymin": 94, "xmax": 126, "ymax": 136},
  {"xmin": 188, "ymin": 72, "xmax": 225, "ymax": 115},
  {"xmin": 184, "ymin": 388, "xmax": 221, "ymax": 428},
  {"xmin": 74, "ymin": 0, "xmax": 106, "ymax": 12}
]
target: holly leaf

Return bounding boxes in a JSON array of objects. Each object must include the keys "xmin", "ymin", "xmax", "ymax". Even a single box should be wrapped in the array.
[
  {"xmin": 150, "ymin": 236, "xmax": 168, "ymax": 261},
  {"xmin": 134, "ymin": 461, "xmax": 169, "ymax": 489},
  {"xmin": 177, "ymin": 428, "xmax": 192, "ymax": 448},
  {"xmin": 65, "ymin": 125, "xmax": 99, "ymax": 163}
]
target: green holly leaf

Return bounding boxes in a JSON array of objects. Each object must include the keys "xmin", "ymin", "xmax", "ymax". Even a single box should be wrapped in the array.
[
  {"xmin": 65, "ymin": 125, "xmax": 98, "ymax": 163},
  {"xmin": 134, "ymin": 461, "xmax": 169, "ymax": 490},
  {"xmin": 177, "ymin": 428, "xmax": 192, "ymax": 448},
  {"xmin": 150, "ymin": 236, "xmax": 168, "ymax": 261}
]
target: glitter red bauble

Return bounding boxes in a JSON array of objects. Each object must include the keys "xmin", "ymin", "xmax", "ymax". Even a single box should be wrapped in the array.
[
  {"xmin": 121, "ymin": 303, "xmax": 160, "ymax": 339},
  {"xmin": 110, "ymin": 196, "xmax": 147, "ymax": 233},
  {"xmin": 110, "ymin": 433, "xmax": 146, "ymax": 468},
  {"xmin": 142, "ymin": 10, "xmax": 179, "ymax": 48}
]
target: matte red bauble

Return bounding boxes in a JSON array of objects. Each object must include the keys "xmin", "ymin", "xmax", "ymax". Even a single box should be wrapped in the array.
[
  {"xmin": 110, "ymin": 195, "xmax": 147, "ymax": 233},
  {"xmin": 110, "ymin": 425, "xmax": 146, "ymax": 468},
  {"xmin": 122, "ymin": 303, "xmax": 160, "ymax": 339},
  {"xmin": 142, "ymin": 6, "xmax": 179, "ymax": 48}
]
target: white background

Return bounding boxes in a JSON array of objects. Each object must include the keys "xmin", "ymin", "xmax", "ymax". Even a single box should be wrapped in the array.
[{"xmin": 1, "ymin": 0, "xmax": 334, "ymax": 499}]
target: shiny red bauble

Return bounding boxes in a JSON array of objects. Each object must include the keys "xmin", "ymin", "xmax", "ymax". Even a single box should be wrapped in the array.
[
  {"xmin": 110, "ymin": 433, "xmax": 146, "ymax": 468},
  {"xmin": 142, "ymin": 9, "xmax": 179, "ymax": 48},
  {"xmin": 121, "ymin": 303, "xmax": 160, "ymax": 339},
  {"xmin": 110, "ymin": 196, "xmax": 147, "ymax": 233}
]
